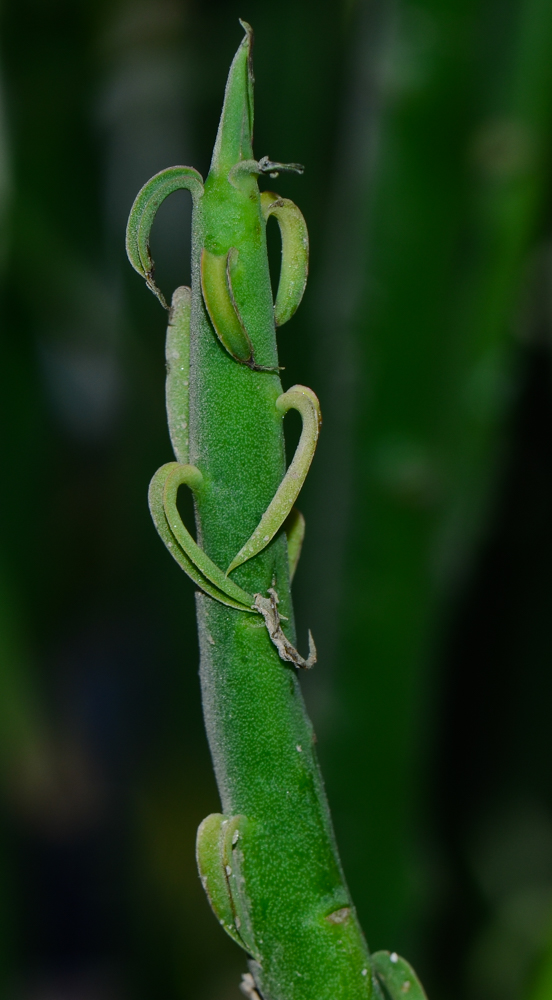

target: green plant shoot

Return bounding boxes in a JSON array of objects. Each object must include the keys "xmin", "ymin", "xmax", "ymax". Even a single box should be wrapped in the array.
[{"xmin": 127, "ymin": 22, "xmax": 427, "ymax": 1000}]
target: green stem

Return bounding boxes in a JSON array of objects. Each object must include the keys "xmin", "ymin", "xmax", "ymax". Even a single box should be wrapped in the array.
[{"xmin": 128, "ymin": 21, "xmax": 427, "ymax": 1000}]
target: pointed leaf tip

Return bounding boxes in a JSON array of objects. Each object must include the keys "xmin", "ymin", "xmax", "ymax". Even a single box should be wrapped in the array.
[
  {"xmin": 209, "ymin": 21, "xmax": 255, "ymax": 175},
  {"xmin": 238, "ymin": 19, "xmax": 254, "ymax": 86},
  {"xmin": 238, "ymin": 19, "xmax": 253, "ymax": 40},
  {"xmin": 239, "ymin": 19, "xmax": 254, "ymax": 67}
]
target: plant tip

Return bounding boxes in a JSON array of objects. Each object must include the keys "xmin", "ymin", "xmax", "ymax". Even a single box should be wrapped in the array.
[{"xmin": 239, "ymin": 19, "xmax": 253, "ymax": 38}]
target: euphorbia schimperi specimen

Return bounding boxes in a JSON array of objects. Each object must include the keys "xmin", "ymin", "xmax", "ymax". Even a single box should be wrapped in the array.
[{"xmin": 126, "ymin": 21, "xmax": 427, "ymax": 1000}]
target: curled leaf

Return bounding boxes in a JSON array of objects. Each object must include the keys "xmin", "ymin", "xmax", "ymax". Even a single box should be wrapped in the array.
[
  {"xmin": 149, "ymin": 462, "xmax": 255, "ymax": 611},
  {"xmin": 226, "ymin": 385, "xmax": 321, "ymax": 574},
  {"xmin": 261, "ymin": 191, "xmax": 309, "ymax": 326},
  {"xmin": 201, "ymin": 247, "xmax": 253, "ymax": 363},
  {"xmin": 126, "ymin": 166, "xmax": 204, "ymax": 307}
]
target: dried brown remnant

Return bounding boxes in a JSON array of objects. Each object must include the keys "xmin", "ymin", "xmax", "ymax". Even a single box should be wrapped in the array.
[{"xmin": 254, "ymin": 587, "xmax": 316, "ymax": 669}]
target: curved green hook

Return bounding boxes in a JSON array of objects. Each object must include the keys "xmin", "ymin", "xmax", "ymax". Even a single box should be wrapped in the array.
[
  {"xmin": 150, "ymin": 452, "xmax": 312, "ymax": 613},
  {"xmin": 148, "ymin": 462, "xmax": 255, "ymax": 612},
  {"xmin": 126, "ymin": 165, "xmax": 204, "ymax": 308},
  {"xmin": 261, "ymin": 190, "xmax": 309, "ymax": 327},
  {"xmin": 227, "ymin": 385, "xmax": 321, "ymax": 574}
]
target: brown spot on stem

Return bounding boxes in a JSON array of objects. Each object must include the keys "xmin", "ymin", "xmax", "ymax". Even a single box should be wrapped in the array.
[{"xmin": 326, "ymin": 907, "xmax": 351, "ymax": 924}]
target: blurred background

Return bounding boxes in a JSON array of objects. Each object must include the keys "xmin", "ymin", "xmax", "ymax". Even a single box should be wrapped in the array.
[{"xmin": 1, "ymin": 0, "xmax": 552, "ymax": 997}]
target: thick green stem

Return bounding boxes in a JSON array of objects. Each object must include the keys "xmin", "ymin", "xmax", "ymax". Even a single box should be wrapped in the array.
[
  {"xmin": 190, "ymin": 30, "xmax": 371, "ymax": 1000},
  {"xmin": 128, "ymin": 21, "xmax": 427, "ymax": 1000}
]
